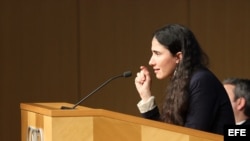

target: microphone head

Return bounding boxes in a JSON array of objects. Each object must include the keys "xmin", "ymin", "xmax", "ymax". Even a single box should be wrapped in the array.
[{"xmin": 123, "ymin": 71, "xmax": 132, "ymax": 77}]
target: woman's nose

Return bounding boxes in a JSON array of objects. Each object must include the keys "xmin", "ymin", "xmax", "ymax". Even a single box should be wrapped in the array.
[{"xmin": 149, "ymin": 56, "xmax": 154, "ymax": 66}]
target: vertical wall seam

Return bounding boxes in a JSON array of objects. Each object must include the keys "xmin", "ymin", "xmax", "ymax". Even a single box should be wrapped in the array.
[
  {"xmin": 76, "ymin": 0, "xmax": 81, "ymax": 101},
  {"xmin": 187, "ymin": 0, "xmax": 191, "ymax": 26}
]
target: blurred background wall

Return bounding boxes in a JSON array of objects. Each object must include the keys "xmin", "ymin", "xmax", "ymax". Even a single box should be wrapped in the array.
[{"xmin": 1, "ymin": 0, "xmax": 250, "ymax": 140}]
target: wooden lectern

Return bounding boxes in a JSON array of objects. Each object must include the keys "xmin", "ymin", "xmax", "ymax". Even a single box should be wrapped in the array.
[{"xmin": 20, "ymin": 102, "xmax": 223, "ymax": 141}]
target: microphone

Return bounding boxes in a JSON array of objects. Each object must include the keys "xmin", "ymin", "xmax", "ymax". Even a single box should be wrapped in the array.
[{"xmin": 61, "ymin": 71, "xmax": 132, "ymax": 109}]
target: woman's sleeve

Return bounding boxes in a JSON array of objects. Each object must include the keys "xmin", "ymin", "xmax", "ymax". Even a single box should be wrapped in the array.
[{"xmin": 137, "ymin": 96, "xmax": 161, "ymax": 120}]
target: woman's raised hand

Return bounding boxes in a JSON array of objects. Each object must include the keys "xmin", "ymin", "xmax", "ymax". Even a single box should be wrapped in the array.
[{"xmin": 134, "ymin": 66, "xmax": 152, "ymax": 101}]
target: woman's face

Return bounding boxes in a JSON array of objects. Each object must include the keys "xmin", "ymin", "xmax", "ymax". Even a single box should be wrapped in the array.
[{"xmin": 149, "ymin": 37, "xmax": 180, "ymax": 79}]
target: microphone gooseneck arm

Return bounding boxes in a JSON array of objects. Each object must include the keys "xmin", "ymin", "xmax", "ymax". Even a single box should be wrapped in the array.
[
  {"xmin": 72, "ymin": 74, "xmax": 123, "ymax": 109},
  {"xmin": 61, "ymin": 71, "xmax": 132, "ymax": 110}
]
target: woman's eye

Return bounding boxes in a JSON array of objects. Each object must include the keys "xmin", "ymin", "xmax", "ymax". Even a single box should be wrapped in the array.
[{"xmin": 154, "ymin": 51, "xmax": 161, "ymax": 55}]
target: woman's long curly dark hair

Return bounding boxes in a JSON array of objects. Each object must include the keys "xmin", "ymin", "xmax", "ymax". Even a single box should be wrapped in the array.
[{"xmin": 154, "ymin": 24, "xmax": 209, "ymax": 125}]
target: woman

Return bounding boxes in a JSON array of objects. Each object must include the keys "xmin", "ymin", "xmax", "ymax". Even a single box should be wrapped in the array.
[{"xmin": 135, "ymin": 24, "xmax": 235, "ymax": 135}]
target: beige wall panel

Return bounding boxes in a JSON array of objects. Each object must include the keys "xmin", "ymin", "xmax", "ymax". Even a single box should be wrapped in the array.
[
  {"xmin": 0, "ymin": 0, "xmax": 78, "ymax": 140},
  {"xmin": 190, "ymin": 0, "xmax": 250, "ymax": 80}
]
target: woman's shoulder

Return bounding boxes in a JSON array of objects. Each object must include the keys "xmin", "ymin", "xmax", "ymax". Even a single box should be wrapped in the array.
[
  {"xmin": 191, "ymin": 67, "xmax": 216, "ymax": 81},
  {"xmin": 189, "ymin": 67, "xmax": 223, "ymax": 90},
  {"xmin": 189, "ymin": 67, "xmax": 226, "ymax": 96}
]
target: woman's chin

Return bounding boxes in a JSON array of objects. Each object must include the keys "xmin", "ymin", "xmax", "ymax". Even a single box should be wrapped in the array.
[
  {"xmin": 155, "ymin": 73, "xmax": 169, "ymax": 80},
  {"xmin": 156, "ymin": 75, "xmax": 165, "ymax": 80}
]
